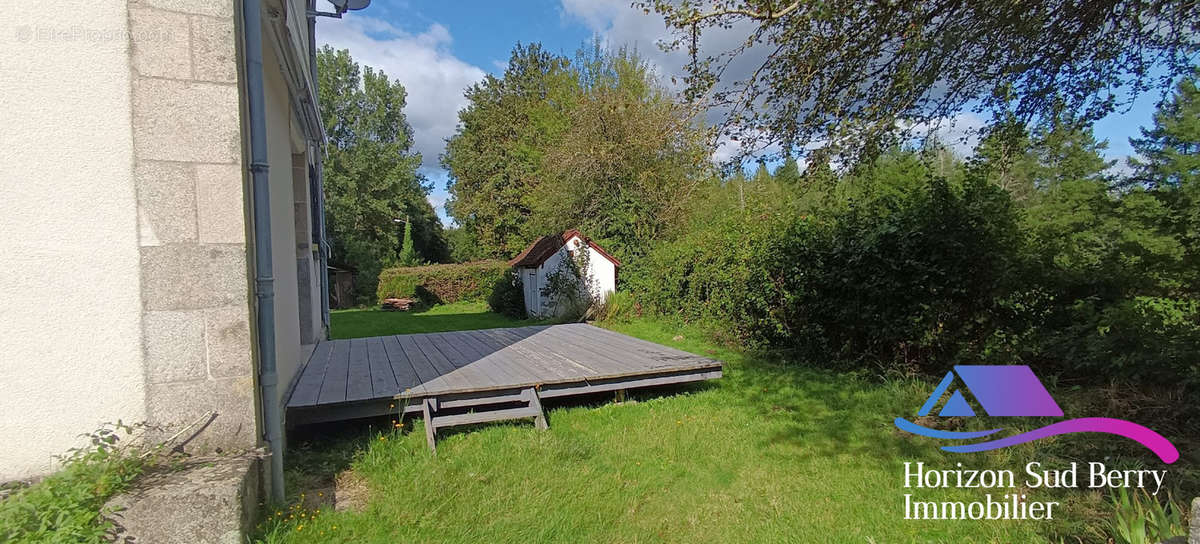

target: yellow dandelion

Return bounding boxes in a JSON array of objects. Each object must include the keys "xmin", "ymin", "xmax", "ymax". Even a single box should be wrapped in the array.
[{"xmin": 297, "ymin": 525, "xmax": 304, "ymax": 532}]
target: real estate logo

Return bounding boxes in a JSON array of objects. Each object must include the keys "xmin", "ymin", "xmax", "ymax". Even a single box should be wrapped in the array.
[{"xmin": 894, "ymin": 365, "xmax": 1179, "ymax": 464}]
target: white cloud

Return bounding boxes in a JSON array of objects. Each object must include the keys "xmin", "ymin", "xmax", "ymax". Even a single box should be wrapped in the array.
[
  {"xmin": 561, "ymin": 0, "xmax": 789, "ymax": 165},
  {"xmin": 317, "ymin": 16, "xmax": 486, "ymax": 171},
  {"xmin": 902, "ymin": 112, "xmax": 989, "ymax": 157},
  {"xmin": 562, "ymin": 1, "xmax": 1010, "ymax": 166},
  {"xmin": 1106, "ymin": 156, "xmax": 1137, "ymax": 179}
]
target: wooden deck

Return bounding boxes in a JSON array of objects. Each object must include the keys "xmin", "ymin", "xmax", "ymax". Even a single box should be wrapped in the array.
[{"xmin": 285, "ymin": 323, "xmax": 723, "ymax": 429}]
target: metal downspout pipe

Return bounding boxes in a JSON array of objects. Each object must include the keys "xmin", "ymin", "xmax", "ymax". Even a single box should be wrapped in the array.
[
  {"xmin": 240, "ymin": 0, "xmax": 286, "ymax": 504},
  {"xmin": 307, "ymin": 0, "xmax": 332, "ymax": 337}
]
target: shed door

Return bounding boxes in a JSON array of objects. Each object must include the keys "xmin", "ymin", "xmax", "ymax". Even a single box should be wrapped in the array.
[{"xmin": 525, "ymin": 268, "xmax": 537, "ymax": 316}]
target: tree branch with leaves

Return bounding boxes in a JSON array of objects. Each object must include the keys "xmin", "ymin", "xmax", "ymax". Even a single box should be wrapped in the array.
[{"xmin": 641, "ymin": 0, "xmax": 1200, "ymax": 165}]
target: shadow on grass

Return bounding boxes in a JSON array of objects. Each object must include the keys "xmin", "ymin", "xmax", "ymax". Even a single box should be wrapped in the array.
[
  {"xmin": 330, "ymin": 303, "xmax": 538, "ymax": 339},
  {"xmin": 283, "ymin": 380, "xmax": 721, "ymax": 495}
]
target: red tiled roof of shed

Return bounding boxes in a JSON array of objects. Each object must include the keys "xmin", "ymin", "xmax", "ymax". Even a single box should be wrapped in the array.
[{"xmin": 508, "ymin": 230, "xmax": 621, "ymax": 267}]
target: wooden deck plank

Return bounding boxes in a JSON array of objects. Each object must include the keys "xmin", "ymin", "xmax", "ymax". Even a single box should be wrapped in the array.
[
  {"xmin": 562, "ymin": 324, "xmax": 717, "ymax": 368},
  {"xmin": 381, "ymin": 335, "xmax": 424, "ymax": 394},
  {"xmin": 500, "ymin": 325, "xmax": 635, "ymax": 375},
  {"xmin": 481, "ymin": 327, "xmax": 589, "ymax": 380},
  {"xmin": 366, "ymin": 336, "xmax": 399, "ymax": 399},
  {"xmin": 426, "ymin": 332, "xmax": 526, "ymax": 386},
  {"xmin": 289, "ymin": 324, "xmax": 724, "ymax": 423},
  {"xmin": 442, "ymin": 331, "xmax": 543, "ymax": 384},
  {"xmin": 288, "ymin": 341, "xmax": 334, "ymax": 407},
  {"xmin": 536, "ymin": 325, "xmax": 655, "ymax": 374},
  {"xmin": 575, "ymin": 324, "xmax": 712, "ymax": 360},
  {"xmin": 546, "ymin": 324, "xmax": 706, "ymax": 370},
  {"xmin": 394, "ymin": 334, "xmax": 441, "ymax": 384},
  {"xmin": 316, "ymin": 339, "xmax": 351, "ymax": 405},
  {"xmin": 493, "ymin": 326, "xmax": 610, "ymax": 377},
  {"xmin": 418, "ymin": 332, "xmax": 504, "ymax": 389},
  {"xmin": 345, "ymin": 338, "xmax": 373, "ymax": 402},
  {"xmin": 409, "ymin": 333, "xmax": 474, "ymax": 390},
  {"xmin": 458, "ymin": 329, "xmax": 558, "ymax": 383}
]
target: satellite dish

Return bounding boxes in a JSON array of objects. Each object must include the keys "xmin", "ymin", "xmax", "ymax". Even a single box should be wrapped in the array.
[{"xmin": 329, "ymin": 0, "xmax": 370, "ymax": 11}]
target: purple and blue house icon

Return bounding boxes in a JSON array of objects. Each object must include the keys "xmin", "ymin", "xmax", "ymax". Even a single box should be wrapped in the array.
[
  {"xmin": 895, "ymin": 365, "xmax": 1179, "ymax": 464},
  {"xmin": 919, "ymin": 365, "xmax": 1063, "ymax": 418}
]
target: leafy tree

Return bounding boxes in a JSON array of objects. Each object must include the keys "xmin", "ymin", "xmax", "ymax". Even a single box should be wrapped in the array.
[
  {"xmin": 1019, "ymin": 177, "xmax": 1194, "ymax": 385},
  {"xmin": 442, "ymin": 44, "xmax": 578, "ymax": 258},
  {"xmin": 444, "ymin": 226, "xmax": 486, "ymax": 263},
  {"xmin": 971, "ymin": 118, "xmax": 1039, "ymax": 202},
  {"xmin": 529, "ymin": 47, "xmax": 712, "ymax": 259},
  {"xmin": 445, "ymin": 42, "xmax": 711, "ymax": 261},
  {"xmin": 1130, "ymin": 69, "xmax": 1200, "ymax": 189},
  {"xmin": 641, "ymin": 0, "xmax": 1199, "ymax": 163},
  {"xmin": 801, "ymin": 158, "xmax": 837, "ymax": 187},
  {"xmin": 318, "ymin": 46, "xmax": 447, "ymax": 303}
]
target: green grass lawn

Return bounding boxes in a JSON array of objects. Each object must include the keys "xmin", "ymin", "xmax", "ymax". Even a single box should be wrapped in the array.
[
  {"xmin": 265, "ymin": 313, "xmax": 1112, "ymax": 543},
  {"xmin": 330, "ymin": 301, "xmax": 540, "ymax": 339}
]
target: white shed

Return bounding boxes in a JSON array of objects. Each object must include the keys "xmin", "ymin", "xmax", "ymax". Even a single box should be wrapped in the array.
[{"xmin": 508, "ymin": 230, "xmax": 620, "ymax": 318}]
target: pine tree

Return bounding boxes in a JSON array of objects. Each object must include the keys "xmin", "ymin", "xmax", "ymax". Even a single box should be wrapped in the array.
[
  {"xmin": 398, "ymin": 220, "xmax": 420, "ymax": 267},
  {"xmin": 775, "ymin": 156, "xmax": 802, "ymax": 185},
  {"xmin": 1130, "ymin": 70, "xmax": 1200, "ymax": 188},
  {"xmin": 1031, "ymin": 116, "xmax": 1113, "ymax": 186}
]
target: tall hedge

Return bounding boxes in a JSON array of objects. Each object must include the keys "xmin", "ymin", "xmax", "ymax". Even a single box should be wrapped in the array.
[
  {"xmin": 626, "ymin": 175, "xmax": 1022, "ymax": 372},
  {"xmin": 376, "ymin": 260, "xmax": 509, "ymax": 304}
]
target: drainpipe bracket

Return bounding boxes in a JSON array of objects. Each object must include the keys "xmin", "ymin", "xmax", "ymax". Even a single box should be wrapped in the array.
[{"xmin": 255, "ymin": 278, "xmax": 275, "ymax": 298}]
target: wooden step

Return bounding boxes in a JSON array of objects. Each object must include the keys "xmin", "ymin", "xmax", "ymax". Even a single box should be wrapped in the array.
[
  {"xmin": 436, "ymin": 391, "xmax": 528, "ymax": 410},
  {"xmin": 423, "ymin": 387, "xmax": 549, "ymax": 453},
  {"xmin": 431, "ymin": 406, "xmax": 542, "ymax": 430}
]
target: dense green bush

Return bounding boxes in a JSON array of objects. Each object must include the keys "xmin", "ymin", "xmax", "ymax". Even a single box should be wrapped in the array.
[
  {"xmin": 376, "ymin": 260, "xmax": 508, "ymax": 305},
  {"xmin": 1008, "ymin": 181, "xmax": 1200, "ymax": 389},
  {"xmin": 628, "ymin": 172, "xmax": 1022, "ymax": 372},
  {"xmin": 626, "ymin": 142, "xmax": 1200, "ymax": 394},
  {"xmin": 593, "ymin": 291, "xmax": 641, "ymax": 323},
  {"xmin": 487, "ymin": 268, "xmax": 526, "ymax": 318}
]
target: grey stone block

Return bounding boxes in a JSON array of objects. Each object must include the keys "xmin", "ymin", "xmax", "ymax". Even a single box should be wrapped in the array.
[
  {"xmin": 129, "ymin": 7, "xmax": 191, "ymax": 79},
  {"xmin": 1190, "ymin": 497, "xmax": 1199, "ymax": 544},
  {"xmin": 140, "ymin": 244, "xmax": 248, "ymax": 311},
  {"xmin": 196, "ymin": 163, "xmax": 246, "ymax": 244},
  {"xmin": 205, "ymin": 305, "xmax": 253, "ymax": 378},
  {"xmin": 293, "ymin": 202, "xmax": 311, "ymax": 254},
  {"xmin": 190, "ymin": 15, "xmax": 238, "ymax": 83},
  {"xmin": 137, "ymin": 0, "xmax": 234, "ymax": 18},
  {"xmin": 133, "ymin": 78, "xmax": 240, "ymax": 164},
  {"xmin": 108, "ymin": 455, "xmax": 259, "ymax": 544},
  {"xmin": 136, "ymin": 161, "xmax": 197, "ymax": 245},
  {"xmin": 145, "ymin": 376, "xmax": 257, "ymax": 452},
  {"xmin": 143, "ymin": 310, "xmax": 206, "ymax": 383}
]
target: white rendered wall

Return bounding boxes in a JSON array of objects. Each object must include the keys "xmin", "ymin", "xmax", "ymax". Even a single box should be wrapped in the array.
[
  {"xmin": 0, "ymin": 1, "xmax": 145, "ymax": 479},
  {"xmin": 264, "ymin": 51, "xmax": 303, "ymax": 409}
]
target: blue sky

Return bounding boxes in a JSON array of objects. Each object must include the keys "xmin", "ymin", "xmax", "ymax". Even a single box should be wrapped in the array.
[{"xmin": 316, "ymin": 0, "xmax": 1170, "ymax": 225}]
